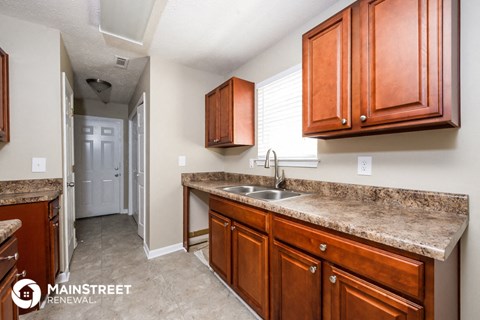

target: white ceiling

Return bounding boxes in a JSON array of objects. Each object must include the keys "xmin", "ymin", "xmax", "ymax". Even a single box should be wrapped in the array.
[{"xmin": 0, "ymin": 0, "xmax": 336, "ymax": 104}]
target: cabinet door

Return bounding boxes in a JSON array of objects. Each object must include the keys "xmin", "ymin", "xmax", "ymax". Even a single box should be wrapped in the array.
[
  {"xmin": 49, "ymin": 215, "xmax": 60, "ymax": 285},
  {"xmin": 359, "ymin": 0, "xmax": 442, "ymax": 127},
  {"xmin": 218, "ymin": 80, "xmax": 233, "ymax": 144},
  {"xmin": 0, "ymin": 268, "xmax": 19, "ymax": 320},
  {"xmin": 232, "ymin": 222, "xmax": 269, "ymax": 319},
  {"xmin": 271, "ymin": 241, "xmax": 321, "ymax": 320},
  {"xmin": 205, "ymin": 90, "xmax": 218, "ymax": 146},
  {"xmin": 303, "ymin": 8, "xmax": 352, "ymax": 134},
  {"xmin": 209, "ymin": 210, "xmax": 231, "ymax": 283},
  {"xmin": 323, "ymin": 263, "xmax": 423, "ymax": 320}
]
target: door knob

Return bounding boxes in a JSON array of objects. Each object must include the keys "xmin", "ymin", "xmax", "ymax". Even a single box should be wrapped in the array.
[
  {"xmin": 67, "ymin": 182, "xmax": 75, "ymax": 187},
  {"xmin": 115, "ymin": 174, "xmax": 120, "ymax": 177}
]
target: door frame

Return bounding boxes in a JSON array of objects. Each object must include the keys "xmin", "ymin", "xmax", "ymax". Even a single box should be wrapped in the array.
[
  {"xmin": 60, "ymin": 72, "xmax": 75, "ymax": 282},
  {"xmin": 74, "ymin": 115, "xmax": 125, "ymax": 217},
  {"xmin": 128, "ymin": 92, "xmax": 147, "ymax": 240}
]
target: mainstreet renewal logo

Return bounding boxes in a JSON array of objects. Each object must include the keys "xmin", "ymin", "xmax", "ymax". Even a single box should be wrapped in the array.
[
  {"xmin": 12, "ymin": 278, "xmax": 132, "ymax": 307},
  {"xmin": 12, "ymin": 279, "xmax": 41, "ymax": 309}
]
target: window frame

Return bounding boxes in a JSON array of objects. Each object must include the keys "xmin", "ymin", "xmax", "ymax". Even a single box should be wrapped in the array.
[{"xmin": 255, "ymin": 64, "xmax": 318, "ymax": 168}]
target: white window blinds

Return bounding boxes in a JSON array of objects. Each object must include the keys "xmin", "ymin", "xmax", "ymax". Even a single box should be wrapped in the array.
[{"xmin": 257, "ymin": 65, "xmax": 317, "ymax": 161}]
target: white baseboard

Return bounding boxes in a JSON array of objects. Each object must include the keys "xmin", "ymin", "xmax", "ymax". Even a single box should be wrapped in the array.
[
  {"xmin": 121, "ymin": 208, "xmax": 129, "ymax": 214},
  {"xmin": 143, "ymin": 242, "xmax": 184, "ymax": 259},
  {"xmin": 56, "ymin": 271, "xmax": 70, "ymax": 284}
]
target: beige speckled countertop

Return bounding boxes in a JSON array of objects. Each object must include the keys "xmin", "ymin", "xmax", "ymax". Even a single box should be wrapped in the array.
[
  {"xmin": 0, "ymin": 178, "xmax": 62, "ymax": 206},
  {"xmin": 0, "ymin": 190, "xmax": 61, "ymax": 206},
  {"xmin": 182, "ymin": 172, "xmax": 468, "ymax": 261},
  {"xmin": 0, "ymin": 219, "xmax": 21, "ymax": 244}
]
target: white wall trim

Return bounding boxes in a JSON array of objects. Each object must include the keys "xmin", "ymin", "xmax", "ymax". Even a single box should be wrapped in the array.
[
  {"xmin": 56, "ymin": 272, "xmax": 70, "ymax": 284},
  {"xmin": 143, "ymin": 242, "xmax": 184, "ymax": 260},
  {"xmin": 121, "ymin": 208, "xmax": 129, "ymax": 214}
]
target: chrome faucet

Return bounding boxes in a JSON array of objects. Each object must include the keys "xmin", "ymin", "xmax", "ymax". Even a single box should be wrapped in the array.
[{"xmin": 264, "ymin": 148, "xmax": 285, "ymax": 189}]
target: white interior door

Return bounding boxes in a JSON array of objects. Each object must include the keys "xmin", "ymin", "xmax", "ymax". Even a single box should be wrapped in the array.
[
  {"xmin": 74, "ymin": 116, "xmax": 123, "ymax": 218},
  {"xmin": 137, "ymin": 100, "xmax": 146, "ymax": 239},
  {"xmin": 61, "ymin": 72, "xmax": 76, "ymax": 268}
]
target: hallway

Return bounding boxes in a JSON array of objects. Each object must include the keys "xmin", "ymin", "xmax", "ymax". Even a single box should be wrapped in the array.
[{"xmin": 21, "ymin": 214, "xmax": 255, "ymax": 320}]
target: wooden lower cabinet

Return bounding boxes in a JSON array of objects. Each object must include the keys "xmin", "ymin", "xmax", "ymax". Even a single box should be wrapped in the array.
[
  {"xmin": 0, "ymin": 268, "xmax": 18, "ymax": 320},
  {"xmin": 323, "ymin": 263, "xmax": 423, "ymax": 320},
  {"xmin": 0, "ymin": 197, "xmax": 60, "ymax": 314},
  {"xmin": 232, "ymin": 222, "xmax": 269, "ymax": 318},
  {"xmin": 271, "ymin": 240, "xmax": 321, "ymax": 320},
  {"xmin": 209, "ymin": 197, "xmax": 269, "ymax": 319},
  {"xmin": 208, "ymin": 196, "xmax": 457, "ymax": 320},
  {"xmin": 209, "ymin": 210, "xmax": 231, "ymax": 283}
]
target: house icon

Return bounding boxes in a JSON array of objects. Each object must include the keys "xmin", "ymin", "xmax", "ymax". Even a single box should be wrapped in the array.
[{"xmin": 19, "ymin": 286, "xmax": 34, "ymax": 301}]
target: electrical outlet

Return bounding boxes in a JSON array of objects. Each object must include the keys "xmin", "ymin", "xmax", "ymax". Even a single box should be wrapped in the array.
[
  {"xmin": 357, "ymin": 156, "xmax": 372, "ymax": 175},
  {"xmin": 249, "ymin": 159, "xmax": 255, "ymax": 168}
]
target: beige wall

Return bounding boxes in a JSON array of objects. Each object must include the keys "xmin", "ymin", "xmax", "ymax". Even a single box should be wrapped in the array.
[
  {"xmin": 222, "ymin": 0, "xmax": 480, "ymax": 319},
  {"xmin": 60, "ymin": 36, "xmax": 74, "ymax": 88},
  {"xmin": 148, "ymin": 56, "xmax": 224, "ymax": 249},
  {"xmin": 0, "ymin": 14, "xmax": 62, "ymax": 180}
]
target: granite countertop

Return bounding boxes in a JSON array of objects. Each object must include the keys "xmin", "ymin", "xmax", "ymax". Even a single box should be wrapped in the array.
[
  {"xmin": 0, "ymin": 219, "xmax": 21, "ymax": 244},
  {"xmin": 0, "ymin": 178, "xmax": 62, "ymax": 206},
  {"xmin": 182, "ymin": 173, "xmax": 469, "ymax": 261},
  {"xmin": 0, "ymin": 190, "xmax": 62, "ymax": 206}
]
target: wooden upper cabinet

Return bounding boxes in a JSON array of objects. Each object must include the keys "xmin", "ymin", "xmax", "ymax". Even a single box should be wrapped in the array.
[
  {"xmin": 205, "ymin": 77, "xmax": 254, "ymax": 147},
  {"xmin": 303, "ymin": 0, "xmax": 460, "ymax": 138},
  {"xmin": 0, "ymin": 47, "xmax": 9, "ymax": 143},
  {"xmin": 323, "ymin": 263, "xmax": 424, "ymax": 320},
  {"xmin": 303, "ymin": 8, "xmax": 352, "ymax": 134},
  {"xmin": 360, "ymin": 0, "xmax": 441, "ymax": 126}
]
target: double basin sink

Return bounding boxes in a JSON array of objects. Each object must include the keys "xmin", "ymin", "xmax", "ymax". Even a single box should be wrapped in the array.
[{"xmin": 220, "ymin": 185, "xmax": 306, "ymax": 201}]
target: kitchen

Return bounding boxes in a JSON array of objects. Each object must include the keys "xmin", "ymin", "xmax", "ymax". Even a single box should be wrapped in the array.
[{"xmin": 0, "ymin": 0, "xmax": 478, "ymax": 319}]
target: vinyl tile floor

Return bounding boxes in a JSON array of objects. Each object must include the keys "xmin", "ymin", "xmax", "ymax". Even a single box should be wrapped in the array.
[{"xmin": 20, "ymin": 214, "xmax": 256, "ymax": 320}]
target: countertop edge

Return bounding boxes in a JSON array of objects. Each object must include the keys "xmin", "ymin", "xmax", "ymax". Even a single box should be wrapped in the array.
[{"xmin": 183, "ymin": 181, "xmax": 467, "ymax": 261}]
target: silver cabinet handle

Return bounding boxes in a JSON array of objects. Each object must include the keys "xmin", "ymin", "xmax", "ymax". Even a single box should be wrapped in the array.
[
  {"xmin": 360, "ymin": 115, "xmax": 367, "ymax": 122},
  {"xmin": 231, "ymin": 226, "xmax": 236, "ymax": 231},
  {"xmin": 341, "ymin": 118, "xmax": 347, "ymax": 125},
  {"xmin": 54, "ymin": 206, "xmax": 61, "ymax": 210},
  {"xmin": 329, "ymin": 275, "xmax": 337, "ymax": 284},
  {"xmin": 67, "ymin": 182, "xmax": 75, "ymax": 187},
  {"xmin": 309, "ymin": 266, "xmax": 317, "ymax": 274},
  {"xmin": 223, "ymin": 222, "xmax": 229, "ymax": 227},
  {"xmin": 319, "ymin": 243, "xmax": 327, "ymax": 252},
  {"xmin": 0, "ymin": 252, "xmax": 18, "ymax": 261},
  {"xmin": 53, "ymin": 222, "xmax": 59, "ymax": 227},
  {"xmin": 16, "ymin": 270, "xmax": 27, "ymax": 278}
]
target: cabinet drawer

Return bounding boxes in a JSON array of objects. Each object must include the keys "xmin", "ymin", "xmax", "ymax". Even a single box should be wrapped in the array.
[
  {"xmin": 48, "ymin": 197, "xmax": 60, "ymax": 219},
  {"xmin": 273, "ymin": 216, "xmax": 424, "ymax": 300},
  {"xmin": 0, "ymin": 237, "xmax": 18, "ymax": 281},
  {"xmin": 210, "ymin": 196, "xmax": 269, "ymax": 233}
]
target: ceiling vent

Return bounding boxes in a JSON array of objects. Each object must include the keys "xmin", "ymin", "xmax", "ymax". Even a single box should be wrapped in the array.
[{"xmin": 114, "ymin": 55, "xmax": 129, "ymax": 69}]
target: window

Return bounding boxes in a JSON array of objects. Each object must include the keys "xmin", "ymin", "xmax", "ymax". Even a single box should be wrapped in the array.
[{"xmin": 257, "ymin": 65, "xmax": 318, "ymax": 167}]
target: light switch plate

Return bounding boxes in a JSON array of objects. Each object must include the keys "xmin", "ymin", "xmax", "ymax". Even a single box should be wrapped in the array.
[
  {"xmin": 178, "ymin": 156, "xmax": 186, "ymax": 167},
  {"xmin": 32, "ymin": 157, "xmax": 47, "ymax": 172}
]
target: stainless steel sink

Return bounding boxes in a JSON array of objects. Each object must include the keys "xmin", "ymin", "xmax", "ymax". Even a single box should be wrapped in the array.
[
  {"xmin": 246, "ymin": 189, "xmax": 303, "ymax": 201},
  {"xmin": 221, "ymin": 185, "xmax": 269, "ymax": 194},
  {"xmin": 221, "ymin": 185, "xmax": 306, "ymax": 201}
]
